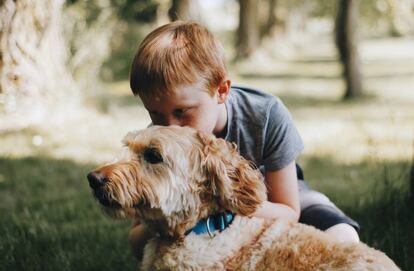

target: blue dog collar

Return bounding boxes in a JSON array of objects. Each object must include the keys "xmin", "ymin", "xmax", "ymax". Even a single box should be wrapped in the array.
[{"xmin": 187, "ymin": 211, "xmax": 234, "ymax": 237}]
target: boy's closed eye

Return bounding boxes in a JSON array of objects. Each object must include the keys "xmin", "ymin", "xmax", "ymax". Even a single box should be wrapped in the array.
[
  {"xmin": 147, "ymin": 108, "xmax": 193, "ymax": 117},
  {"xmin": 173, "ymin": 107, "xmax": 192, "ymax": 116}
]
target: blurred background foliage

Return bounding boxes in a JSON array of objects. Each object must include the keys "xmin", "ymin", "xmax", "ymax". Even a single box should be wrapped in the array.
[{"xmin": 62, "ymin": 0, "xmax": 414, "ymax": 82}]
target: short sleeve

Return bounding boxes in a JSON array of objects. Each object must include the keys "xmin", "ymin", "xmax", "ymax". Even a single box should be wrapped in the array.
[{"xmin": 263, "ymin": 98, "xmax": 304, "ymax": 171}]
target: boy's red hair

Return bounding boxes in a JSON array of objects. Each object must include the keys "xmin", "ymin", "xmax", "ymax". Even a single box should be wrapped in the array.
[{"xmin": 130, "ymin": 21, "xmax": 227, "ymax": 97}]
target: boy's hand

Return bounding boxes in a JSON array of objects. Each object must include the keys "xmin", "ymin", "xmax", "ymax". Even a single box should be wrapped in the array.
[
  {"xmin": 254, "ymin": 161, "xmax": 300, "ymax": 221},
  {"xmin": 253, "ymin": 200, "xmax": 300, "ymax": 222}
]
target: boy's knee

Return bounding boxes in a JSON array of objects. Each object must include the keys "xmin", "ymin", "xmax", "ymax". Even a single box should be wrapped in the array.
[
  {"xmin": 299, "ymin": 204, "xmax": 360, "ymax": 232},
  {"xmin": 325, "ymin": 223, "xmax": 360, "ymax": 243}
]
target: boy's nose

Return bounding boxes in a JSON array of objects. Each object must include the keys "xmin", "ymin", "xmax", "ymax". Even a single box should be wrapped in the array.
[
  {"xmin": 164, "ymin": 116, "xmax": 181, "ymax": 126},
  {"xmin": 152, "ymin": 115, "xmax": 182, "ymax": 126}
]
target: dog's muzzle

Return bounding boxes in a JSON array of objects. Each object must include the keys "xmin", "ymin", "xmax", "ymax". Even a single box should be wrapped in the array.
[{"xmin": 87, "ymin": 171, "xmax": 121, "ymax": 208}]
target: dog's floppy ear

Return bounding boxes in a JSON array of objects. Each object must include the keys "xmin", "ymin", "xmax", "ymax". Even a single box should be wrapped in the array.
[
  {"xmin": 197, "ymin": 131, "xmax": 267, "ymax": 216},
  {"xmin": 122, "ymin": 131, "xmax": 137, "ymax": 147}
]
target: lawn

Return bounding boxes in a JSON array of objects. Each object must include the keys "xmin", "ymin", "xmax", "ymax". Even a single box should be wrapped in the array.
[
  {"xmin": 1, "ymin": 35, "xmax": 413, "ymax": 270},
  {"xmin": 0, "ymin": 157, "xmax": 136, "ymax": 271},
  {"xmin": 0, "ymin": 156, "xmax": 412, "ymax": 270}
]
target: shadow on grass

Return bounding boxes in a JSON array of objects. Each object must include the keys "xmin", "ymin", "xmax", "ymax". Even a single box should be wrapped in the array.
[
  {"xmin": 350, "ymin": 186, "xmax": 413, "ymax": 271},
  {"xmin": 301, "ymin": 156, "xmax": 413, "ymax": 271},
  {"xmin": 239, "ymin": 72, "xmax": 340, "ymax": 81},
  {"xmin": 267, "ymin": 91, "xmax": 378, "ymax": 110},
  {"xmin": 239, "ymin": 71, "xmax": 414, "ymax": 80},
  {"xmin": 0, "ymin": 157, "xmax": 137, "ymax": 271},
  {"xmin": 0, "ymin": 155, "xmax": 412, "ymax": 270},
  {"xmin": 290, "ymin": 57, "xmax": 338, "ymax": 64},
  {"xmin": 275, "ymin": 94, "xmax": 345, "ymax": 108}
]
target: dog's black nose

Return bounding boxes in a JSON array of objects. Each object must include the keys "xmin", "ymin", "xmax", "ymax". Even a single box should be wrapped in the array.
[{"xmin": 87, "ymin": 171, "xmax": 108, "ymax": 190}]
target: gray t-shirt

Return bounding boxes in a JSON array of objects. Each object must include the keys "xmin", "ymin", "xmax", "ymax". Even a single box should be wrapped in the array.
[{"xmin": 223, "ymin": 86, "xmax": 304, "ymax": 173}]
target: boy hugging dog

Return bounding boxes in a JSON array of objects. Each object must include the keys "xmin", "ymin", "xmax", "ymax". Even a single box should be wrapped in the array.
[
  {"xmin": 127, "ymin": 21, "xmax": 360, "ymax": 260},
  {"xmin": 87, "ymin": 21, "xmax": 400, "ymax": 270}
]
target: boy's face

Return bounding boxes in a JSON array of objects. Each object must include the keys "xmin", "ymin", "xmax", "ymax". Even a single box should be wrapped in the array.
[{"xmin": 139, "ymin": 81, "xmax": 230, "ymax": 136}]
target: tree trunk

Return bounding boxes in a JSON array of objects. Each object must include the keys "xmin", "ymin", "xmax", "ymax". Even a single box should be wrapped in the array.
[
  {"xmin": 335, "ymin": 0, "xmax": 363, "ymax": 100},
  {"xmin": 236, "ymin": 0, "xmax": 259, "ymax": 60},
  {"xmin": 168, "ymin": 0, "xmax": 200, "ymax": 22},
  {"xmin": 260, "ymin": 0, "xmax": 278, "ymax": 39},
  {"xmin": 0, "ymin": 0, "xmax": 79, "ymax": 128},
  {"xmin": 410, "ymin": 141, "xmax": 414, "ymax": 204},
  {"xmin": 387, "ymin": 0, "xmax": 414, "ymax": 37}
]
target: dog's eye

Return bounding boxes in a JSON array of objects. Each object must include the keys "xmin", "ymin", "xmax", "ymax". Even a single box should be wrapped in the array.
[{"xmin": 143, "ymin": 148, "xmax": 163, "ymax": 164}]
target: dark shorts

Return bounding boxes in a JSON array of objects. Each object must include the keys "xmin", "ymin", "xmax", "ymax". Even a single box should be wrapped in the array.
[
  {"xmin": 297, "ymin": 179, "xmax": 360, "ymax": 232},
  {"xmin": 299, "ymin": 203, "xmax": 360, "ymax": 231}
]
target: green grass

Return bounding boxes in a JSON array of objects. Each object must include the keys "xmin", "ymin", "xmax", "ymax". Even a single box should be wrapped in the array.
[
  {"xmin": 0, "ymin": 157, "xmax": 137, "ymax": 271},
  {"xmin": 302, "ymin": 156, "xmax": 414, "ymax": 270},
  {"xmin": 1, "ymin": 155, "xmax": 412, "ymax": 270}
]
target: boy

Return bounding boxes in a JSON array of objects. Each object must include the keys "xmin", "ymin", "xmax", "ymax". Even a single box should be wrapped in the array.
[{"xmin": 128, "ymin": 21, "xmax": 360, "ymax": 259}]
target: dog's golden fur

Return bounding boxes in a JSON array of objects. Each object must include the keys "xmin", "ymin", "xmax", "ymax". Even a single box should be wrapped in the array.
[{"xmin": 89, "ymin": 125, "xmax": 400, "ymax": 271}]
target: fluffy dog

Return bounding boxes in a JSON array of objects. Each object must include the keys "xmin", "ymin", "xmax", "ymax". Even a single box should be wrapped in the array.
[{"xmin": 87, "ymin": 125, "xmax": 400, "ymax": 271}]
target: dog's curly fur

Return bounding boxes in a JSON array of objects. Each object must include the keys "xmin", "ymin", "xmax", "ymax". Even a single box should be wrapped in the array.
[{"xmin": 88, "ymin": 125, "xmax": 400, "ymax": 271}]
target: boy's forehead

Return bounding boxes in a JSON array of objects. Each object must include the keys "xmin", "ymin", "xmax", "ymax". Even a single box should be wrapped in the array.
[{"xmin": 140, "ymin": 83, "xmax": 212, "ymax": 106}]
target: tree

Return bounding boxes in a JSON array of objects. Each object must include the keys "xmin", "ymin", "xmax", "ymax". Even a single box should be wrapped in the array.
[
  {"xmin": 259, "ymin": 0, "xmax": 278, "ymax": 40},
  {"xmin": 386, "ymin": 0, "xmax": 414, "ymax": 37},
  {"xmin": 0, "ymin": 0, "xmax": 78, "ymax": 128},
  {"xmin": 0, "ymin": 0, "xmax": 115, "ymax": 128},
  {"xmin": 113, "ymin": 0, "xmax": 159, "ymax": 23},
  {"xmin": 335, "ymin": 0, "xmax": 363, "ymax": 99},
  {"xmin": 236, "ymin": 0, "xmax": 260, "ymax": 60},
  {"xmin": 410, "ymin": 141, "xmax": 414, "ymax": 204},
  {"xmin": 168, "ymin": 0, "xmax": 200, "ymax": 22}
]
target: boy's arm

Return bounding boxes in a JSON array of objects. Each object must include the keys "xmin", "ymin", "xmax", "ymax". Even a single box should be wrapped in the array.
[{"xmin": 253, "ymin": 161, "xmax": 300, "ymax": 221}]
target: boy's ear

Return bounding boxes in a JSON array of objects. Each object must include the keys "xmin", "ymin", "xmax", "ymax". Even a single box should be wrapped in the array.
[{"xmin": 217, "ymin": 80, "xmax": 231, "ymax": 104}]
